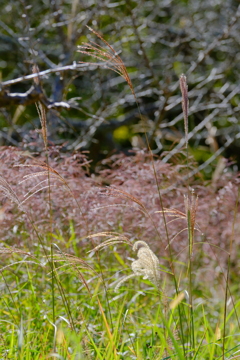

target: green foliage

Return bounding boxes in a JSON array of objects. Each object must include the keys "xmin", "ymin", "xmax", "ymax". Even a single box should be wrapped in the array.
[{"xmin": 1, "ymin": 226, "xmax": 240, "ymax": 359}]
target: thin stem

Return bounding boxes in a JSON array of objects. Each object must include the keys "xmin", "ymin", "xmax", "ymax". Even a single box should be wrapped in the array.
[
  {"xmin": 222, "ymin": 186, "xmax": 240, "ymax": 359},
  {"xmin": 51, "ymin": 244, "xmax": 55, "ymax": 328}
]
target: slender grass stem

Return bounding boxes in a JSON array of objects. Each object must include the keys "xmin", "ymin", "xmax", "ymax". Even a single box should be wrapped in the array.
[{"xmin": 222, "ymin": 186, "xmax": 240, "ymax": 359}]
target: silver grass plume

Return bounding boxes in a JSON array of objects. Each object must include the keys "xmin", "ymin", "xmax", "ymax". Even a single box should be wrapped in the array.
[
  {"xmin": 0, "ymin": 176, "xmax": 22, "ymax": 210},
  {"xmin": 115, "ymin": 241, "xmax": 161, "ymax": 291}
]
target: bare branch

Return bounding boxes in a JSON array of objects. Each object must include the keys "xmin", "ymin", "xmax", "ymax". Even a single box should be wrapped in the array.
[
  {"xmin": 0, "ymin": 63, "xmax": 88, "ymax": 88},
  {"xmin": 0, "ymin": 85, "xmax": 70, "ymax": 109}
]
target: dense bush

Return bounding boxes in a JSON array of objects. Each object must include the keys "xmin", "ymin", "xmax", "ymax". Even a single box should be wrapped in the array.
[{"xmin": 1, "ymin": 146, "xmax": 239, "ymax": 280}]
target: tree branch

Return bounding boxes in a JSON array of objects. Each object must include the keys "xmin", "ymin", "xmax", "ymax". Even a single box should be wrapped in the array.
[{"xmin": 0, "ymin": 85, "xmax": 70, "ymax": 110}]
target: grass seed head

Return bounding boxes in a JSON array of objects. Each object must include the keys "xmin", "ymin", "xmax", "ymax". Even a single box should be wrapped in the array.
[
  {"xmin": 78, "ymin": 26, "xmax": 136, "ymax": 100},
  {"xmin": 115, "ymin": 240, "xmax": 161, "ymax": 290}
]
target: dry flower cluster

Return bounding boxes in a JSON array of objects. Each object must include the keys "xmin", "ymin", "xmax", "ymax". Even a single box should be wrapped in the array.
[{"xmin": 115, "ymin": 240, "xmax": 161, "ymax": 290}]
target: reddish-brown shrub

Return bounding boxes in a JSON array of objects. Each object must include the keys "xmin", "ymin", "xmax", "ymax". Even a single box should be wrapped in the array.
[{"xmin": 0, "ymin": 146, "xmax": 239, "ymax": 280}]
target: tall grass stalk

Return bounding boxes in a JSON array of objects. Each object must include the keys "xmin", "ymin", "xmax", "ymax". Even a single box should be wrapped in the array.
[
  {"xmin": 222, "ymin": 186, "xmax": 240, "ymax": 359},
  {"xmin": 180, "ymin": 74, "xmax": 197, "ymax": 357},
  {"xmin": 33, "ymin": 63, "xmax": 56, "ymax": 327}
]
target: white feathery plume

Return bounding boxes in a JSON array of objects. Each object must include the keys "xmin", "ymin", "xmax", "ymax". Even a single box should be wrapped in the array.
[{"xmin": 115, "ymin": 240, "xmax": 161, "ymax": 290}]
